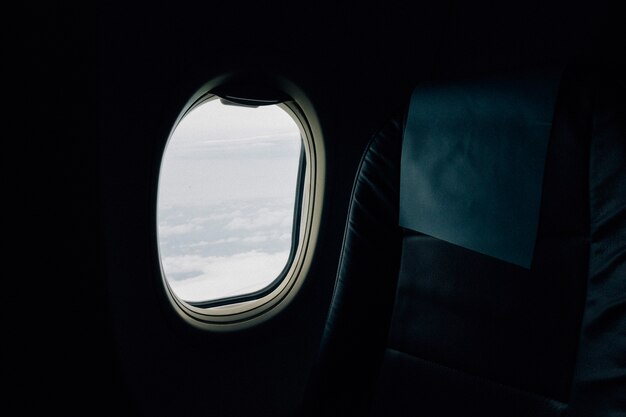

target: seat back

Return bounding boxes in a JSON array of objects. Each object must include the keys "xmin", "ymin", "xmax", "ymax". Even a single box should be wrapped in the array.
[{"xmin": 308, "ymin": 64, "xmax": 625, "ymax": 417}]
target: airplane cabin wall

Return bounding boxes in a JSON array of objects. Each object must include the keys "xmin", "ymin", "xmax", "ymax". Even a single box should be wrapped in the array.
[{"xmin": 48, "ymin": 1, "xmax": 619, "ymax": 416}]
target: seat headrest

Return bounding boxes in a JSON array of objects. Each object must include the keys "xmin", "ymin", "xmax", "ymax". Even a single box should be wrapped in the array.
[{"xmin": 400, "ymin": 69, "xmax": 562, "ymax": 268}]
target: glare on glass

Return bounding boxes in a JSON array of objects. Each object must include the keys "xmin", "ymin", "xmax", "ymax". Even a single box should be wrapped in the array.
[{"xmin": 157, "ymin": 100, "xmax": 302, "ymax": 303}]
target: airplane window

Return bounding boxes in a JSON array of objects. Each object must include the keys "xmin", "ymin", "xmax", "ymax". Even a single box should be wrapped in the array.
[{"xmin": 157, "ymin": 99, "xmax": 304, "ymax": 307}]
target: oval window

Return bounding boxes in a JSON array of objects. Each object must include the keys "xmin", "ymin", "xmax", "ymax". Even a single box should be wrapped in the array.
[{"xmin": 158, "ymin": 98, "xmax": 307, "ymax": 309}]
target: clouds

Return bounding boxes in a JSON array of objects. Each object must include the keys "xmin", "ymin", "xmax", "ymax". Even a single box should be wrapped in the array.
[
  {"xmin": 168, "ymin": 99, "xmax": 300, "ymax": 150},
  {"xmin": 158, "ymin": 157, "xmax": 300, "ymax": 206},
  {"xmin": 172, "ymin": 132, "xmax": 299, "ymax": 157},
  {"xmin": 157, "ymin": 99, "xmax": 303, "ymax": 303},
  {"xmin": 157, "ymin": 100, "xmax": 301, "ymax": 207},
  {"xmin": 163, "ymin": 250, "xmax": 290, "ymax": 302},
  {"xmin": 158, "ymin": 222, "xmax": 202, "ymax": 238},
  {"xmin": 158, "ymin": 198, "xmax": 297, "ymax": 302},
  {"xmin": 225, "ymin": 206, "xmax": 293, "ymax": 231}
]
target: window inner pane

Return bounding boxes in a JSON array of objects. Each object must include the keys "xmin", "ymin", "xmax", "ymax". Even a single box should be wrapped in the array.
[{"xmin": 158, "ymin": 100, "xmax": 302, "ymax": 303}]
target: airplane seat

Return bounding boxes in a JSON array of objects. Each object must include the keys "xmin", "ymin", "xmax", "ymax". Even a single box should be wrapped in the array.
[{"xmin": 305, "ymin": 63, "xmax": 625, "ymax": 417}]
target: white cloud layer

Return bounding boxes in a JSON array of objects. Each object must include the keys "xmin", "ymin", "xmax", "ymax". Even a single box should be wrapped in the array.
[
  {"xmin": 225, "ymin": 207, "xmax": 293, "ymax": 231},
  {"xmin": 157, "ymin": 99, "xmax": 301, "ymax": 208},
  {"xmin": 158, "ymin": 223, "xmax": 201, "ymax": 238},
  {"xmin": 164, "ymin": 251, "xmax": 290, "ymax": 302},
  {"xmin": 157, "ymin": 100, "xmax": 302, "ymax": 303}
]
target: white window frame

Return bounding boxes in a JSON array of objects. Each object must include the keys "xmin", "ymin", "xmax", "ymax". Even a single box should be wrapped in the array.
[{"xmin": 156, "ymin": 77, "xmax": 325, "ymax": 331}]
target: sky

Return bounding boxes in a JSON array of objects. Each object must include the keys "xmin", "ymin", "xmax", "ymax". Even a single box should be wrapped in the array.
[{"xmin": 157, "ymin": 100, "xmax": 301, "ymax": 302}]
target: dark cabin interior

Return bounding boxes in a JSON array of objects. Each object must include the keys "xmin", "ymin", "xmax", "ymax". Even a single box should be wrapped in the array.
[{"xmin": 18, "ymin": 1, "xmax": 623, "ymax": 416}]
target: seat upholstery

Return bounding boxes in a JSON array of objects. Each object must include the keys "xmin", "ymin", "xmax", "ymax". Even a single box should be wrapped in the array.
[{"xmin": 306, "ymin": 64, "xmax": 625, "ymax": 417}]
